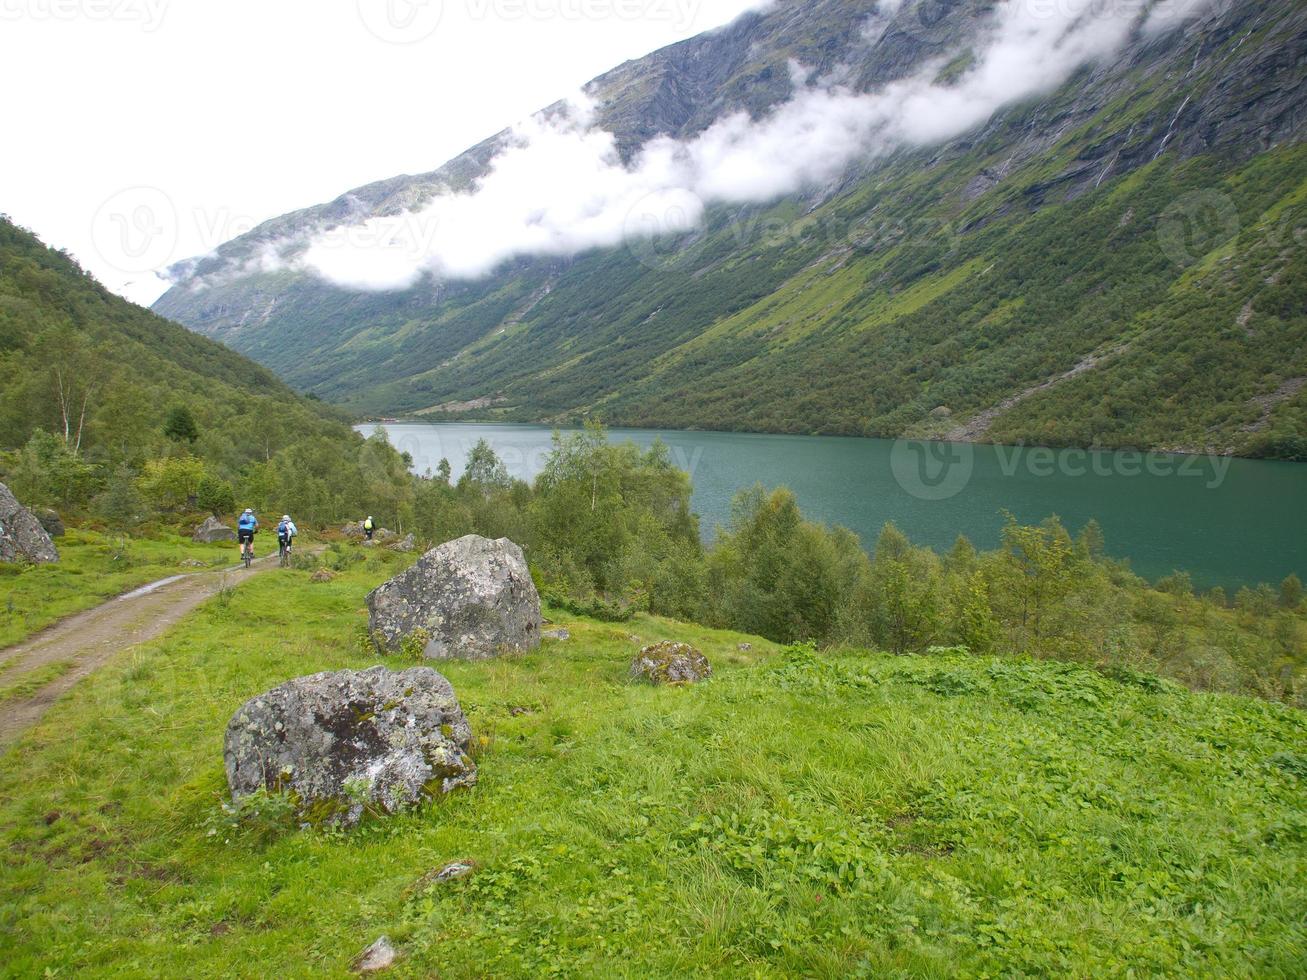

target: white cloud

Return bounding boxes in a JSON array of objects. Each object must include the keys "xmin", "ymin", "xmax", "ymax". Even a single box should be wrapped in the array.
[{"xmin": 289, "ymin": 0, "xmax": 1216, "ymax": 290}]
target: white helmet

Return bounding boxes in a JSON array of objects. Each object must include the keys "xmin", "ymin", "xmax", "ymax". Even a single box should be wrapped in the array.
[
  {"xmin": 243, "ymin": 508, "xmax": 253, "ymax": 514},
  {"xmin": 282, "ymin": 515, "xmax": 291, "ymax": 521}
]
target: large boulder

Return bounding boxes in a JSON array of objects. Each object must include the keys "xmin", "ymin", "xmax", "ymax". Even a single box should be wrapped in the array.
[
  {"xmin": 0, "ymin": 482, "xmax": 58, "ymax": 563},
  {"xmin": 366, "ymin": 534, "xmax": 542, "ymax": 660},
  {"xmin": 388, "ymin": 532, "xmax": 417, "ymax": 553},
  {"xmin": 193, "ymin": 515, "xmax": 236, "ymax": 543},
  {"xmin": 223, "ymin": 666, "xmax": 476, "ymax": 827},
  {"xmin": 631, "ymin": 641, "xmax": 712, "ymax": 684}
]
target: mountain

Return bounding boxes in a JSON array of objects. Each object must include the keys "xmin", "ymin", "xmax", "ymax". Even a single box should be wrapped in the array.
[{"xmin": 155, "ymin": 0, "xmax": 1307, "ymax": 457}]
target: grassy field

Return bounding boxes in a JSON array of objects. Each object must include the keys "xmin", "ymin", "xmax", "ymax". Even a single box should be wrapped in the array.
[
  {"xmin": 0, "ymin": 548, "xmax": 1304, "ymax": 977},
  {"xmin": 0, "ymin": 528, "xmax": 238, "ymax": 649}
]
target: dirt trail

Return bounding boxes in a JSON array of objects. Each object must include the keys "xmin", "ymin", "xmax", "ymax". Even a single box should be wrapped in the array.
[{"xmin": 0, "ymin": 553, "xmax": 289, "ymax": 747}]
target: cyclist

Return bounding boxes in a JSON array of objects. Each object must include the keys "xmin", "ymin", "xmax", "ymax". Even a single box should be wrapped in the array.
[
  {"xmin": 237, "ymin": 508, "xmax": 258, "ymax": 562},
  {"xmin": 363, "ymin": 515, "xmax": 375, "ymax": 542},
  {"xmin": 276, "ymin": 514, "xmax": 298, "ymax": 565}
]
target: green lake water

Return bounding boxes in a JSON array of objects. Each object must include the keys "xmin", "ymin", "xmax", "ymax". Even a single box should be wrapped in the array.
[{"xmin": 358, "ymin": 422, "xmax": 1306, "ymax": 590}]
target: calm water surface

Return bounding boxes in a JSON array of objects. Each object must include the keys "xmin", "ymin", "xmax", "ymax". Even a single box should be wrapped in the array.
[{"xmin": 358, "ymin": 422, "xmax": 1306, "ymax": 590}]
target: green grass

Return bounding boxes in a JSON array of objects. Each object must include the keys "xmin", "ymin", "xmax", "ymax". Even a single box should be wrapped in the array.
[
  {"xmin": 0, "ymin": 527, "xmax": 235, "ymax": 648},
  {"xmin": 0, "ymin": 659, "xmax": 74, "ymax": 703},
  {"xmin": 0, "ymin": 554, "xmax": 1303, "ymax": 977}
]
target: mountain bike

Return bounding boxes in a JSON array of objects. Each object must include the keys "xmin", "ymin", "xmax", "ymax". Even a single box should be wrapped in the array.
[
  {"xmin": 242, "ymin": 536, "xmax": 254, "ymax": 569},
  {"xmin": 279, "ymin": 537, "xmax": 292, "ymax": 568}
]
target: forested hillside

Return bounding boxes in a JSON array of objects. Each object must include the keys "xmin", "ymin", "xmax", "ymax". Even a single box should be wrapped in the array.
[
  {"xmin": 154, "ymin": 0, "xmax": 1307, "ymax": 456},
  {"xmin": 0, "ymin": 217, "xmax": 411, "ymax": 523}
]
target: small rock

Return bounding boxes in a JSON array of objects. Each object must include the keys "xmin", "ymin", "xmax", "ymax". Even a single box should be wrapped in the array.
[
  {"xmin": 434, "ymin": 861, "xmax": 475, "ymax": 882},
  {"xmin": 542, "ymin": 627, "xmax": 570, "ymax": 641},
  {"xmin": 388, "ymin": 533, "xmax": 417, "ymax": 553},
  {"xmin": 627, "ymin": 634, "xmax": 642, "ymax": 644},
  {"xmin": 354, "ymin": 935, "xmax": 397, "ymax": 973},
  {"xmin": 737, "ymin": 642, "xmax": 752, "ymax": 652},
  {"xmin": 507, "ymin": 705, "xmax": 534, "ymax": 717},
  {"xmin": 342, "ymin": 522, "xmax": 364, "ymax": 539},
  {"xmin": 630, "ymin": 641, "xmax": 712, "ymax": 685},
  {"xmin": 192, "ymin": 516, "xmax": 236, "ymax": 543},
  {"xmin": 310, "ymin": 569, "xmax": 336, "ymax": 583},
  {"xmin": 180, "ymin": 559, "xmax": 207, "ymax": 568}
]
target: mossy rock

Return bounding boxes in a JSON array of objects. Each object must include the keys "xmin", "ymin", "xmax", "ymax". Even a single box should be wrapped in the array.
[{"xmin": 630, "ymin": 641, "xmax": 712, "ymax": 685}]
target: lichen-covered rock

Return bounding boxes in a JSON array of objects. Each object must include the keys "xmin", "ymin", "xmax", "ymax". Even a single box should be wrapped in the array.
[
  {"xmin": 223, "ymin": 666, "xmax": 476, "ymax": 826},
  {"xmin": 366, "ymin": 535, "xmax": 541, "ymax": 660},
  {"xmin": 542, "ymin": 627, "xmax": 570, "ymax": 641},
  {"xmin": 310, "ymin": 568, "xmax": 336, "ymax": 583},
  {"xmin": 631, "ymin": 641, "xmax": 712, "ymax": 684},
  {"xmin": 0, "ymin": 482, "xmax": 58, "ymax": 563},
  {"xmin": 35, "ymin": 508, "xmax": 65, "ymax": 537},
  {"xmin": 192, "ymin": 515, "xmax": 236, "ymax": 543},
  {"xmin": 388, "ymin": 533, "xmax": 417, "ymax": 553},
  {"xmin": 343, "ymin": 522, "xmax": 364, "ymax": 539}
]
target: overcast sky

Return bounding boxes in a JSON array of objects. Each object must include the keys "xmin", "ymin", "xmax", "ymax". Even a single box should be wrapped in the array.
[{"xmin": 0, "ymin": 0, "xmax": 766, "ymax": 304}]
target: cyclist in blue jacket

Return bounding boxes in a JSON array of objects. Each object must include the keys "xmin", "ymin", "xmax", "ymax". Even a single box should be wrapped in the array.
[
  {"xmin": 276, "ymin": 514, "xmax": 298, "ymax": 565},
  {"xmin": 237, "ymin": 508, "xmax": 258, "ymax": 561}
]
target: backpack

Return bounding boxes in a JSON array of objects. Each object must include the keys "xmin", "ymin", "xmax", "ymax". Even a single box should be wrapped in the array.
[
  {"xmin": 238, "ymin": 513, "xmax": 256, "ymax": 531},
  {"xmin": 277, "ymin": 520, "xmax": 289, "ymax": 539}
]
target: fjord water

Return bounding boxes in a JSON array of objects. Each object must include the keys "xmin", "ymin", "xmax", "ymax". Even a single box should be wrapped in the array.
[{"xmin": 359, "ymin": 422, "xmax": 1306, "ymax": 590}]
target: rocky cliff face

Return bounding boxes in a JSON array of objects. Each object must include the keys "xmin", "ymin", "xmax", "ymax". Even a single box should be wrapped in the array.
[{"xmin": 155, "ymin": 0, "xmax": 1307, "ymax": 455}]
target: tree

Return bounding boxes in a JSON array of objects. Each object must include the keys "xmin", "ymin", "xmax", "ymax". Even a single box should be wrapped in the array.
[
  {"xmin": 459, "ymin": 438, "xmax": 512, "ymax": 496},
  {"xmin": 163, "ymin": 406, "xmax": 199, "ymax": 443},
  {"xmin": 1280, "ymin": 574, "xmax": 1304, "ymax": 609},
  {"xmin": 136, "ymin": 456, "xmax": 207, "ymax": 511},
  {"xmin": 1077, "ymin": 518, "xmax": 1106, "ymax": 559},
  {"xmin": 196, "ymin": 475, "xmax": 235, "ymax": 517},
  {"xmin": 96, "ymin": 465, "xmax": 144, "ymax": 530},
  {"xmin": 997, "ymin": 514, "xmax": 1079, "ymax": 650}
]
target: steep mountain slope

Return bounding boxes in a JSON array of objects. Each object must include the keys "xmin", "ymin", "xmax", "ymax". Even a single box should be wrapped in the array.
[
  {"xmin": 0, "ymin": 216, "xmax": 376, "ymax": 490},
  {"xmin": 155, "ymin": 0, "xmax": 1307, "ymax": 457}
]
